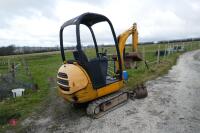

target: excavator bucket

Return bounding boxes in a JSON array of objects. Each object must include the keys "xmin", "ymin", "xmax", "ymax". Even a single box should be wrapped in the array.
[
  {"xmin": 125, "ymin": 52, "xmax": 143, "ymax": 61},
  {"xmin": 124, "ymin": 52, "xmax": 143, "ymax": 69},
  {"xmin": 112, "ymin": 52, "xmax": 143, "ymax": 69},
  {"xmin": 129, "ymin": 83, "xmax": 148, "ymax": 99},
  {"xmin": 134, "ymin": 84, "xmax": 148, "ymax": 99}
]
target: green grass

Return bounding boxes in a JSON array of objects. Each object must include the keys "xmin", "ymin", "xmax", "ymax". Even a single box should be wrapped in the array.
[
  {"xmin": 0, "ymin": 53, "xmax": 62, "ymax": 130},
  {"xmin": 127, "ymin": 53, "xmax": 180, "ymax": 87},
  {"xmin": 0, "ymin": 41, "xmax": 199, "ymax": 131}
]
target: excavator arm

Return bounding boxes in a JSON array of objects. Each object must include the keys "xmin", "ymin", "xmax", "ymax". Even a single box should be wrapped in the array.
[
  {"xmin": 118, "ymin": 23, "xmax": 138, "ymax": 55},
  {"xmin": 116, "ymin": 23, "xmax": 141, "ymax": 69}
]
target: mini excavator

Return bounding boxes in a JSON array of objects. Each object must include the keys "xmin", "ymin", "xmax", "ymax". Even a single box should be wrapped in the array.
[{"xmin": 57, "ymin": 13, "xmax": 147, "ymax": 118}]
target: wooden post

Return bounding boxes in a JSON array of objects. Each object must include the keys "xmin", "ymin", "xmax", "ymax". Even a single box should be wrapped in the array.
[
  {"xmin": 191, "ymin": 38, "xmax": 193, "ymax": 50},
  {"xmin": 23, "ymin": 58, "xmax": 33, "ymax": 81},
  {"xmin": 164, "ymin": 44, "xmax": 167, "ymax": 59},
  {"xmin": 142, "ymin": 46, "xmax": 145, "ymax": 60},
  {"xmin": 11, "ymin": 62, "xmax": 15, "ymax": 82},
  {"xmin": 167, "ymin": 41, "xmax": 170, "ymax": 56},
  {"xmin": 157, "ymin": 44, "xmax": 160, "ymax": 64},
  {"xmin": 186, "ymin": 42, "xmax": 188, "ymax": 51},
  {"xmin": 199, "ymin": 42, "xmax": 200, "ymax": 49},
  {"xmin": 8, "ymin": 59, "xmax": 10, "ymax": 72},
  {"xmin": 142, "ymin": 46, "xmax": 146, "ymax": 69}
]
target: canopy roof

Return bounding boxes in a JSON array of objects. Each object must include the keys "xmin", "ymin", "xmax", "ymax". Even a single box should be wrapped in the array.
[{"xmin": 61, "ymin": 12, "xmax": 109, "ymax": 28}]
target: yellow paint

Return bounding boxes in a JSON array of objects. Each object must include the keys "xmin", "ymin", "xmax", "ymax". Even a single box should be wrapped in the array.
[
  {"xmin": 57, "ymin": 23, "xmax": 138, "ymax": 104},
  {"xmin": 117, "ymin": 23, "xmax": 139, "ymax": 70},
  {"xmin": 58, "ymin": 80, "xmax": 123, "ymax": 103},
  {"xmin": 97, "ymin": 80, "xmax": 124, "ymax": 97},
  {"xmin": 132, "ymin": 23, "xmax": 138, "ymax": 52},
  {"xmin": 58, "ymin": 88, "xmax": 74, "ymax": 102},
  {"xmin": 58, "ymin": 83, "xmax": 97, "ymax": 103},
  {"xmin": 57, "ymin": 63, "xmax": 124, "ymax": 103},
  {"xmin": 58, "ymin": 64, "xmax": 89, "ymax": 94}
]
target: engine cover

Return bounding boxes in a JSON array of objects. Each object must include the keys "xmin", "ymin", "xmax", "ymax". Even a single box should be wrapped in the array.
[{"xmin": 57, "ymin": 64, "xmax": 89, "ymax": 94}]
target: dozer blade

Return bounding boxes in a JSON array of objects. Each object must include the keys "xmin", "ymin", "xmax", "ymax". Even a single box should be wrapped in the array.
[{"xmin": 86, "ymin": 91, "xmax": 129, "ymax": 118}]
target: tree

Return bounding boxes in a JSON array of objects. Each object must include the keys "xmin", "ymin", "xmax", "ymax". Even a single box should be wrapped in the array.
[{"xmin": 0, "ymin": 45, "xmax": 15, "ymax": 56}]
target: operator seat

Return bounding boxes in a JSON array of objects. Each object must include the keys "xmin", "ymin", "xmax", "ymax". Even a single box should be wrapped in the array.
[{"xmin": 73, "ymin": 51, "xmax": 108, "ymax": 89}]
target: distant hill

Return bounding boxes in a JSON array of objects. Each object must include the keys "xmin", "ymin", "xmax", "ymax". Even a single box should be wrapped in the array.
[{"xmin": 1, "ymin": 37, "xmax": 200, "ymax": 56}]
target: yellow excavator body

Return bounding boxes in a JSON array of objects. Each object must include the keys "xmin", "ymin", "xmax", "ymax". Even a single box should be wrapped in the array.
[
  {"xmin": 57, "ymin": 62, "xmax": 124, "ymax": 104},
  {"xmin": 57, "ymin": 13, "xmax": 147, "ymax": 117}
]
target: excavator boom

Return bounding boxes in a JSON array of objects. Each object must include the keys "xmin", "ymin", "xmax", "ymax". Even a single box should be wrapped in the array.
[
  {"xmin": 118, "ymin": 23, "xmax": 138, "ymax": 55},
  {"xmin": 116, "ymin": 23, "xmax": 142, "ymax": 69}
]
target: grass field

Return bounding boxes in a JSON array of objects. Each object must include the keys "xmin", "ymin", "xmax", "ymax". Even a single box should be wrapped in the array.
[{"xmin": 0, "ymin": 41, "xmax": 199, "ymax": 130}]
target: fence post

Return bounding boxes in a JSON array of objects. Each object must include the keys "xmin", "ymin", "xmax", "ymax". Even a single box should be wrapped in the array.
[
  {"xmin": 11, "ymin": 62, "xmax": 15, "ymax": 81},
  {"xmin": 164, "ymin": 44, "xmax": 167, "ymax": 59},
  {"xmin": 191, "ymin": 38, "xmax": 193, "ymax": 50},
  {"xmin": 142, "ymin": 46, "xmax": 146, "ymax": 69},
  {"xmin": 199, "ymin": 42, "xmax": 200, "ymax": 49},
  {"xmin": 157, "ymin": 44, "xmax": 160, "ymax": 64},
  {"xmin": 191, "ymin": 42, "xmax": 193, "ymax": 50},
  {"xmin": 170, "ymin": 44, "xmax": 172, "ymax": 55},
  {"xmin": 8, "ymin": 59, "xmax": 10, "ymax": 72},
  {"xmin": 142, "ymin": 46, "xmax": 145, "ymax": 60},
  {"xmin": 186, "ymin": 42, "xmax": 188, "ymax": 51},
  {"xmin": 182, "ymin": 42, "xmax": 185, "ymax": 51},
  {"xmin": 167, "ymin": 42, "xmax": 170, "ymax": 56},
  {"xmin": 22, "ymin": 57, "xmax": 34, "ymax": 81}
]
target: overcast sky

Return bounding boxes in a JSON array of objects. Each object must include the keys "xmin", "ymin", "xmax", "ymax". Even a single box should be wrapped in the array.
[{"xmin": 0, "ymin": 0, "xmax": 200, "ymax": 47}]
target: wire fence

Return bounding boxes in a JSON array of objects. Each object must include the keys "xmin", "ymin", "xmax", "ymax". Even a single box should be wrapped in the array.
[
  {"xmin": 0, "ymin": 41, "xmax": 199, "ymax": 100},
  {"xmin": 0, "ymin": 56, "xmax": 37, "ymax": 101},
  {"xmin": 137, "ymin": 41, "xmax": 200, "ymax": 68}
]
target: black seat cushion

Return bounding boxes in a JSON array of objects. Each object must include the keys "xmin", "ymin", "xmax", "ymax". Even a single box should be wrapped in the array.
[
  {"xmin": 86, "ymin": 57, "xmax": 108, "ymax": 89},
  {"xmin": 73, "ymin": 50, "xmax": 108, "ymax": 89}
]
